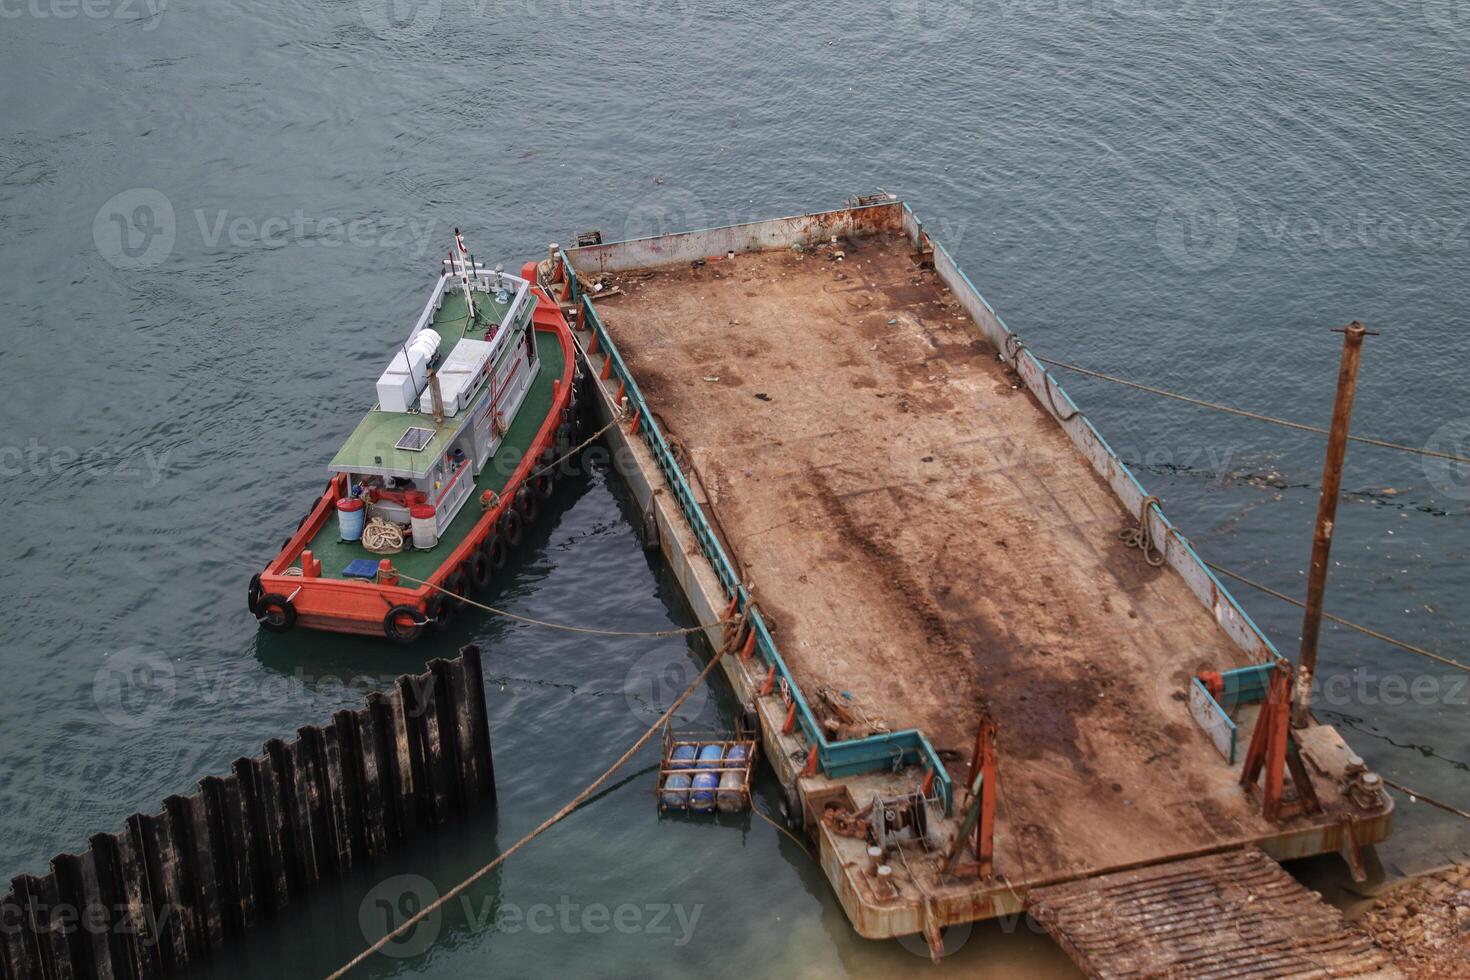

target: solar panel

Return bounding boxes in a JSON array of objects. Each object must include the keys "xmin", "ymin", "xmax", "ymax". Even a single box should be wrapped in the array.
[{"xmin": 394, "ymin": 426, "xmax": 435, "ymax": 452}]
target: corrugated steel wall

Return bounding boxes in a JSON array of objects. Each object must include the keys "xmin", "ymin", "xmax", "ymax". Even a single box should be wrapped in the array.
[{"xmin": 0, "ymin": 648, "xmax": 495, "ymax": 980}]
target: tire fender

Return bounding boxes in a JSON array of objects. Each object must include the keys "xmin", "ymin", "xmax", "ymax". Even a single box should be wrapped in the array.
[
  {"xmin": 257, "ymin": 593, "xmax": 297, "ymax": 633},
  {"xmin": 500, "ymin": 506, "xmax": 525, "ymax": 548},
  {"xmin": 383, "ymin": 604, "xmax": 427, "ymax": 644},
  {"xmin": 465, "ymin": 551, "xmax": 491, "ymax": 591},
  {"xmin": 480, "ymin": 532, "xmax": 507, "ymax": 571},
  {"xmin": 426, "ymin": 592, "xmax": 455, "ymax": 632}
]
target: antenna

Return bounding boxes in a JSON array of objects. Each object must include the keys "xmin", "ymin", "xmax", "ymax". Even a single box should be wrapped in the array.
[{"xmin": 454, "ymin": 228, "xmax": 475, "ymax": 320}]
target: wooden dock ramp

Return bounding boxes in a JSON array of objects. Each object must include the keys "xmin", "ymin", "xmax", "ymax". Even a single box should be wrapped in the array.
[{"xmin": 1028, "ymin": 849, "xmax": 1398, "ymax": 979}]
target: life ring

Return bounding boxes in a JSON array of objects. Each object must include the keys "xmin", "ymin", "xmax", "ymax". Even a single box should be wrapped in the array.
[
  {"xmin": 383, "ymin": 605, "xmax": 427, "ymax": 644},
  {"xmin": 532, "ymin": 471, "xmax": 555, "ymax": 501},
  {"xmin": 516, "ymin": 486, "xmax": 540, "ymax": 525},
  {"xmin": 256, "ymin": 593, "xmax": 297, "ymax": 633},
  {"xmin": 426, "ymin": 592, "xmax": 455, "ymax": 632},
  {"xmin": 499, "ymin": 508, "xmax": 524, "ymax": 548},
  {"xmin": 480, "ymin": 532, "xmax": 507, "ymax": 571},
  {"xmin": 465, "ymin": 550, "xmax": 491, "ymax": 591},
  {"xmin": 247, "ymin": 573, "xmax": 263, "ymax": 615}
]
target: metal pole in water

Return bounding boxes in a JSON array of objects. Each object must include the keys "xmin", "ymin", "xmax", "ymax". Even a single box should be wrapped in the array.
[{"xmin": 1295, "ymin": 321, "xmax": 1374, "ymax": 726}]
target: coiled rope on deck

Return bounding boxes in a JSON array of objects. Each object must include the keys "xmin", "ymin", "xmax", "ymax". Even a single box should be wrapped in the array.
[
  {"xmin": 360, "ymin": 517, "xmax": 404, "ymax": 555},
  {"xmin": 326, "ymin": 628, "xmax": 738, "ymax": 979},
  {"xmin": 1119, "ymin": 494, "xmax": 1167, "ymax": 567}
]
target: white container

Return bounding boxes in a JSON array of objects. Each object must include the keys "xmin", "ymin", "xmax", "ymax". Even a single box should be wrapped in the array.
[
  {"xmin": 438, "ymin": 338, "xmax": 495, "ymax": 379},
  {"xmin": 410, "ymin": 504, "xmax": 439, "ymax": 550},
  {"xmin": 376, "ymin": 348, "xmax": 428, "ymax": 414},
  {"xmin": 417, "ymin": 338, "xmax": 494, "ymax": 416},
  {"xmin": 418, "ymin": 370, "xmax": 475, "ymax": 416}
]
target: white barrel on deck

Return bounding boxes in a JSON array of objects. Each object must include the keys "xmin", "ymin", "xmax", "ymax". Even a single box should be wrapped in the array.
[{"xmin": 410, "ymin": 503, "xmax": 438, "ymax": 550}]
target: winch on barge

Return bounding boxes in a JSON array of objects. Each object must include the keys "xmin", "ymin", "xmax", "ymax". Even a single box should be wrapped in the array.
[{"xmin": 248, "ymin": 232, "xmax": 581, "ymax": 643}]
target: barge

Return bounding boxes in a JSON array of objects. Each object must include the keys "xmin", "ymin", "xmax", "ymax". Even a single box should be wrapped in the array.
[
  {"xmin": 554, "ymin": 200, "xmax": 1396, "ymax": 972},
  {"xmin": 248, "ymin": 232, "xmax": 580, "ymax": 642}
]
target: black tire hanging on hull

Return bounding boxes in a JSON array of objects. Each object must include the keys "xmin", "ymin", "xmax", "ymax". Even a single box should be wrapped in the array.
[
  {"xmin": 532, "ymin": 471, "xmax": 555, "ymax": 501},
  {"xmin": 500, "ymin": 508, "xmax": 524, "ymax": 549},
  {"xmin": 256, "ymin": 593, "xmax": 297, "ymax": 633},
  {"xmin": 516, "ymin": 487, "xmax": 540, "ymax": 526},
  {"xmin": 426, "ymin": 592, "xmax": 455, "ymax": 632},
  {"xmin": 383, "ymin": 605, "xmax": 427, "ymax": 644},
  {"xmin": 465, "ymin": 550, "xmax": 491, "ymax": 591},
  {"xmin": 481, "ymin": 531, "xmax": 507, "ymax": 571},
  {"xmin": 782, "ymin": 782, "xmax": 805, "ymax": 833}
]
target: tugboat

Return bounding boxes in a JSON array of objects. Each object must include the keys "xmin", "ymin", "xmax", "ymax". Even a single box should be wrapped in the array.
[{"xmin": 248, "ymin": 232, "xmax": 582, "ymax": 643}]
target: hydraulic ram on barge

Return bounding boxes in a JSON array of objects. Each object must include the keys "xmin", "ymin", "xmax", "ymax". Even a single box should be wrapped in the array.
[{"xmin": 550, "ymin": 200, "xmax": 1393, "ymax": 967}]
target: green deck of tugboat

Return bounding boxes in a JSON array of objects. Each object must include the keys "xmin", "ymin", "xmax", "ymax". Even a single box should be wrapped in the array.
[
  {"xmin": 328, "ymin": 289, "xmax": 520, "ymax": 476},
  {"xmin": 304, "ymin": 330, "xmax": 563, "ymax": 581}
]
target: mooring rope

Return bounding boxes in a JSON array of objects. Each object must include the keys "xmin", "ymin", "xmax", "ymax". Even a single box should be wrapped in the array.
[
  {"xmin": 527, "ymin": 405, "xmax": 625, "ymax": 484},
  {"xmin": 1381, "ymin": 777, "xmax": 1470, "ymax": 822},
  {"xmin": 397, "ymin": 570, "xmax": 730, "ymax": 638},
  {"xmin": 1204, "ymin": 561, "xmax": 1468, "ymax": 674},
  {"xmin": 326, "ymin": 639, "xmax": 730, "ymax": 978},
  {"xmin": 1033, "ymin": 354, "xmax": 1470, "ymax": 465},
  {"xmin": 752, "ymin": 806, "xmax": 814, "ymax": 858}
]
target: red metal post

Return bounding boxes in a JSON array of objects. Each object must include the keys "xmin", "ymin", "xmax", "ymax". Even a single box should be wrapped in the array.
[
  {"xmin": 977, "ymin": 718, "xmax": 997, "ymax": 877},
  {"xmin": 1262, "ymin": 672, "xmax": 1289, "ymax": 822}
]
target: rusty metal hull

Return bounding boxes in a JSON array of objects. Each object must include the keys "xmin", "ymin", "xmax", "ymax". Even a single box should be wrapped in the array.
[{"xmin": 562, "ymin": 201, "xmax": 1392, "ymax": 945}]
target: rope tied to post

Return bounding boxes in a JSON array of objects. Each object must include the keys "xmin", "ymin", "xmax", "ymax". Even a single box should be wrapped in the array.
[
  {"xmin": 1119, "ymin": 494, "xmax": 1167, "ymax": 567},
  {"xmin": 1002, "ymin": 332, "xmax": 1080, "ymax": 422}
]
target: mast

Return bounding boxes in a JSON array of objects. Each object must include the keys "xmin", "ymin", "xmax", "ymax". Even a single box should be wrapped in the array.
[{"xmin": 454, "ymin": 227, "xmax": 476, "ymax": 320}]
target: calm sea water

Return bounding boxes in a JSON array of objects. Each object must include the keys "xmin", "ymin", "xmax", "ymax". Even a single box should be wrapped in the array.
[{"xmin": 2, "ymin": 1, "xmax": 1467, "ymax": 976}]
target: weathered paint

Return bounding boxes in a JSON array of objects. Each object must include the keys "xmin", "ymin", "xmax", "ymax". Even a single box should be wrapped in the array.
[
  {"xmin": 565, "ymin": 202, "xmax": 1392, "ymax": 943},
  {"xmin": 576, "ymin": 293, "xmax": 956, "ymax": 814}
]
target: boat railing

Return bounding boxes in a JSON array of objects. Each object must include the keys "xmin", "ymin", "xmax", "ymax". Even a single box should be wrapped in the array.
[{"xmin": 408, "ymin": 269, "xmax": 533, "ymax": 351}]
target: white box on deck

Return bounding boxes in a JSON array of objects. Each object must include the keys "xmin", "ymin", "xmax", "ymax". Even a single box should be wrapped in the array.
[
  {"xmin": 376, "ymin": 348, "xmax": 427, "ymax": 414},
  {"xmin": 418, "ymin": 338, "xmax": 495, "ymax": 416}
]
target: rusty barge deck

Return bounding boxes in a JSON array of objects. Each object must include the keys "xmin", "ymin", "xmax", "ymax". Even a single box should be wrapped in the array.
[{"xmin": 554, "ymin": 202, "xmax": 1392, "ymax": 962}]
